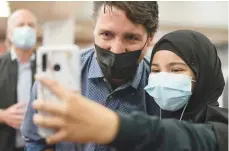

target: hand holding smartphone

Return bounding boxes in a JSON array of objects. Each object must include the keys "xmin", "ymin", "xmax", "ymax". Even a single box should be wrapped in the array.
[{"xmin": 36, "ymin": 44, "xmax": 81, "ymax": 137}]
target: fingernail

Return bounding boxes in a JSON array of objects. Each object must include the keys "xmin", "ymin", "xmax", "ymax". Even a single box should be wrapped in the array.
[
  {"xmin": 32, "ymin": 100, "xmax": 39, "ymax": 108},
  {"xmin": 35, "ymin": 74, "xmax": 41, "ymax": 80},
  {"xmin": 35, "ymin": 73, "xmax": 46, "ymax": 80},
  {"xmin": 33, "ymin": 114, "xmax": 40, "ymax": 123}
]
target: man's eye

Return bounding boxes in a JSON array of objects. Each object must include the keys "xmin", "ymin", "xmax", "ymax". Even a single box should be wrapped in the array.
[
  {"xmin": 126, "ymin": 35, "xmax": 138, "ymax": 41},
  {"xmin": 17, "ymin": 23, "xmax": 24, "ymax": 27},
  {"xmin": 102, "ymin": 32, "xmax": 112, "ymax": 37},
  {"xmin": 28, "ymin": 23, "xmax": 35, "ymax": 28}
]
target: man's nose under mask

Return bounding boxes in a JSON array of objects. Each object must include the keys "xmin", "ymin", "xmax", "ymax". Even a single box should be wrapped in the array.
[
  {"xmin": 94, "ymin": 44, "xmax": 142, "ymax": 83},
  {"xmin": 11, "ymin": 26, "xmax": 37, "ymax": 50}
]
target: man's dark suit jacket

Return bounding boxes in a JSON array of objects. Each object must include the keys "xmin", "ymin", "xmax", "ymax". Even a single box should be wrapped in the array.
[{"xmin": 0, "ymin": 51, "xmax": 36, "ymax": 151}]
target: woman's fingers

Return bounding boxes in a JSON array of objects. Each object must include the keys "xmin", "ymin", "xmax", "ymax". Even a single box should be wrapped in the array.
[
  {"xmin": 36, "ymin": 75, "xmax": 67, "ymax": 101},
  {"xmin": 46, "ymin": 130, "xmax": 67, "ymax": 144},
  {"xmin": 33, "ymin": 114, "xmax": 65, "ymax": 129},
  {"xmin": 33, "ymin": 100, "xmax": 66, "ymax": 117}
]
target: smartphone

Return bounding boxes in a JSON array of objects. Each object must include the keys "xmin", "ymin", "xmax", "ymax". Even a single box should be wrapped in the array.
[{"xmin": 36, "ymin": 44, "xmax": 81, "ymax": 138}]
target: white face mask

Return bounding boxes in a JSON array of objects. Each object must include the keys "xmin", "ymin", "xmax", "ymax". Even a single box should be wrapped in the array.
[
  {"xmin": 145, "ymin": 72, "xmax": 194, "ymax": 112},
  {"xmin": 11, "ymin": 26, "xmax": 37, "ymax": 50}
]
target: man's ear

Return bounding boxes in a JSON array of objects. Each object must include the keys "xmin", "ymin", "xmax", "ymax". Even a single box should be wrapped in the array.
[{"xmin": 147, "ymin": 33, "xmax": 154, "ymax": 46}]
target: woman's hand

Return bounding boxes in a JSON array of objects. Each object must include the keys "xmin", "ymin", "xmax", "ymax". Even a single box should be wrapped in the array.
[{"xmin": 33, "ymin": 75, "xmax": 120, "ymax": 145}]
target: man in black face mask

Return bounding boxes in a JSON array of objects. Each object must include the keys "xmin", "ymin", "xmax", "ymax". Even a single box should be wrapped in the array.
[
  {"xmin": 95, "ymin": 42, "xmax": 146, "ymax": 89},
  {"xmin": 22, "ymin": 1, "xmax": 159, "ymax": 151},
  {"xmin": 93, "ymin": 2, "xmax": 158, "ymax": 90}
]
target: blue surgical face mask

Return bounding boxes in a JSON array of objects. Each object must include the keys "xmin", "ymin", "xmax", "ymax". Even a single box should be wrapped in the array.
[
  {"xmin": 11, "ymin": 26, "xmax": 37, "ymax": 50},
  {"xmin": 145, "ymin": 72, "xmax": 194, "ymax": 112}
]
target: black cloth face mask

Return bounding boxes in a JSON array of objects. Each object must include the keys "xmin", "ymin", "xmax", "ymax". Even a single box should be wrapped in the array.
[{"xmin": 95, "ymin": 44, "xmax": 142, "ymax": 83}]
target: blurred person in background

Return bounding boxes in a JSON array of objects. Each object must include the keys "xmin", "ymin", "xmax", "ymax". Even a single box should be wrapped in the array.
[
  {"xmin": 0, "ymin": 9, "xmax": 38, "ymax": 151},
  {"xmin": 33, "ymin": 30, "xmax": 228, "ymax": 151},
  {"xmin": 21, "ymin": 1, "xmax": 159, "ymax": 151}
]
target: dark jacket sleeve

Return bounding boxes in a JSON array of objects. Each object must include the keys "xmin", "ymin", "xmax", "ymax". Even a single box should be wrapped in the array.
[
  {"xmin": 205, "ymin": 105, "xmax": 228, "ymax": 151},
  {"xmin": 110, "ymin": 112, "xmax": 217, "ymax": 151}
]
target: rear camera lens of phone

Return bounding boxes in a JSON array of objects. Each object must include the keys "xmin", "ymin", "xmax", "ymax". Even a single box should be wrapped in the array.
[{"xmin": 54, "ymin": 64, "xmax": 61, "ymax": 71}]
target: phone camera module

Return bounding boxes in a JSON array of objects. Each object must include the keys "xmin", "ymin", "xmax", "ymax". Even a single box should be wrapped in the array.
[{"xmin": 54, "ymin": 64, "xmax": 61, "ymax": 71}]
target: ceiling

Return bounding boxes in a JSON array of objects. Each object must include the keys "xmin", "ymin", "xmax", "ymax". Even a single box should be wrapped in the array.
[
  {"xmin": 9, "ymin": 1, "xmax": 93, "ymax": 23},
  {"xmin": 0, "ymin": 1, "xmax": 227, "ymax": 44}
]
